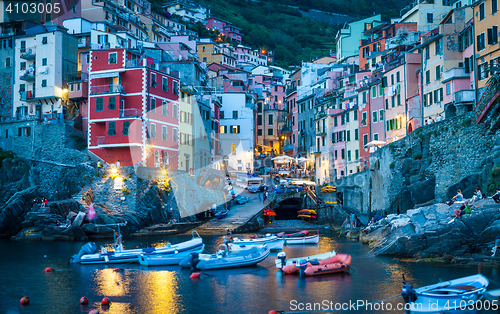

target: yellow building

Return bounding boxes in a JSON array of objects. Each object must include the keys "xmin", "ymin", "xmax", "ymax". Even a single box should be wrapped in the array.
[
  {"xmin": 197, "ymin": 40, "xmax": 237, "ymax": 67},
  {"xmin": 473, "ymin": 0, "xmax": 500, "ymax": 91},
  {"xmin": 179, "ymin": 89, "xmax": 195, "ymax": 172}
]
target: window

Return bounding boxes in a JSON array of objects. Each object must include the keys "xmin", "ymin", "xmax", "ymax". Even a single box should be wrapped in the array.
[
  {"xmin": 123, "ymin": 121, "xmax": 130, "ymax": 135},
  {"xmin": 173, "ymin": 128, "xmax": 178, "ymax": 142},
  {"xmin": 488, "ymin": 26, "xmax": 499, "ymax": 45},
  {"xmin": 426, "ymin": 70, "xmax": 431, "ymax": 84},
  {"xmin": 231, "ymin": 125, "xmax": 241, "ymax": 133},
  {"xmin": 346, "ymin": 130, "xmax": 351, "ymax": 141},
  {"xmin": 18, "ymin": 127, "xmax": 31, "ymax": 136},
  {"xmin": 41, "ymin": 79, "xmax": 47, "ymax": 87},
  {"xmin": 257, "ymin": 129, "xmax": 262, "ymax": 136},
  {"xmin": 362, "ymin": 111, "xmax": 367, "ymax": 125},
  {"xmin": 477, "ymin": 33, "xmax": 486, "ymax": 51},
  {"xmin": 151, "ymin": 73, "xmax": 157, "ymax": 88},
  {"xmin": 42, "ymin": 58, "xmax": 47, "ymax": 66},
  {"xmin": 108, "ymin": 52, "xmax": 117, "ymax": 64},
  {"xmin": 372, "ymin": 111, "xmax": 377, "ymax": 123},
  {"xmin": 220, "ymin": 111, "xmax": 224, "ymax": 119},
  {"xmin": 362, "ymin": 91, "xmax": 367, "ymax": 103},
  {"xmin": 355, "ymin": 128, "xmax": 359, "ymax": 140},
  {"xmin": 379, "ymin": 110, "xmax": 384, "ymax": 121},
  {"xmin": 268, "ymin": 128, "xmax": 273, "ymax": 135},
  {"xmin": 429, "ymin": 92, "xmax": 433, "ymax": 105},
  {"xmin": 173, "ymin": 104, "xmax": 178, "ymax": 118},
  {"xmin": 439, "ymin": 88, "xmax": 444, "ymax": 101},
  {"xmin": 148, "ymin": 98, "xmax": 156, "ymax": 112},
  {"xmin": 231, "ymin": 143, "xmax": 236, "ymax": 154},
  {"xmin": 20, "ymin": 40, "xmax": 26, "ymax": 53},
  {"xmin": 108, "ymin": 96, "xmax": 116, "ymax": 110},
  {"xmin": 354, "ymin": 110, "xmax": 358, "ymax": 121},
  {"xmin": 385, "ymin": 99, "xmax": 389, "ymax": 110},
  {"xmin": 6, "ymin": 57, "xmax": 10, "ymax": 67},
  {"xmin": 20, "ymin": 61, "xmax": 26, "ymax": 70},
  {"xmin": 355, "ymin": 149, "xmax": 359, "ymax": 160},
  {"xmin": 371, "ymin": 86, "xmax": 377, "ymax": 98},
  {"xmin": 396, "ymin": 71, "xmax": 400, "ymax": 83},
  {"xmin": 363, "ymin": 134, "xmax": 368, "ymax": 147},
  {"xmin": 334, "ymin": 116, "xmax": 338, "ymax": 127},
  {"xmin": 379, "ymin": 84, "xmax": 383, "ymax": 96},
  {"xmin": 346, "ymin": 112, "xmax": 350, "ymax": 123},
  {"xmin": 70, "ymin": 83, "xmax": 74, "ymax": 92},
  {"xmin": 391, "ymin": 74, "xmax": 394, "ymax": 85},
  {"xmin": 162, "ymin": 101, "xmax": 169, "ymax": 116},
  {"xmin": 493, "ymin": 0, "xmax": 498, "ymax": 14},
  {"xmin": 425, "ymin": 47, "xmax": 430, "ymax": 60},
  {"xmin": 446, "ymin": 83, "xmax": 451, "ymax": 95},
  {"xmin": 173, "ymin": 81, "xmax": 178, "ymax": 94},
  {"xmin": 162, "ymin": 77, "xmax": 168, "ymax": 91},
  {"xmin": 42, "ymin": 37, "xmax": 47, "ymax": 45},
  {"xmin": 435, "ymin": 38, "xmax": 442, "ymax": 55},
  {"xmin": 434, "ymin": 90, "xmax": 439, "ymax": 103},
  {"xmin": 391, "ymin": 95, "xmax": 395, "ymax": 108},
  {"xmin": 479, "ymin": 3, "xmax": 485, "ymax": 20},
  {"xmin": 220, "ymin": 125, "xmax": 227, "ymax": 133},
  {"xmin": 268, "ymin": 114, "xmax": 273, "ymax": 125},
  {"xmin": 427, "ymin": 13, "xmax": 434, "ymax": 23},
  {"xmin": 162, "ymin": 125, "xmax": 167, "ymax": 140},
  {"xmin": 108, "ymin": 122, "xmax": 116, "ymax": 136},
  {"xmin": 149, "ymin": 123, "xmax": 157, "ymax": 138},
  {"xmin": 397, "ymin": 94, "xmax": 401, "ymax": 106},
  {"xmin": 232, "ymin": 110, "xmax": 238, "ymax": 119},
  {"xmin": 374, "ymin": 133, "xmax": 379, "ymax": 141},
  {"xmin": 72, "ymin": 5, "xmax": 76, "ymax": 13},
  {"xmin": 347, "ymin": 150, "xmax": 351, "ymax": 161},
  {"xmin": 96, "ymin": 98, "xmax": 103, "ymax": 111}
]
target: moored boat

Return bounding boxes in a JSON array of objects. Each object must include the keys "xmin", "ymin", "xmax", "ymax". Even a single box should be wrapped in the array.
[
  {"xmin": 215, "ymin": 210, "xmax": 229, "ymax": 219},
  {"xmin": 229, "ymin": 238, "xmax": 285, "ymax": 251},
  {"xmin": 275, "ymin": 249, "xmax": 337, "ymax": 273},
  {"xmin": 179, "ymin": 245, "xmax": 270, "ymax": 270},
  {"xmin": 303, "ymin": 254, "xmax": 351, "ymax": 276},
  {"xmin": 138, "ymin": 243, "xmax": 205, "ymax": 266},
  {"xmin": 401, "ymin": 274, "xmax": 489, "ymax": 313},
  {"xmin": 285, "ymin": 230, "xmax": 320, "ymax": 245},
  {"xmin": 71, "ymin": 231, "xmax": 203, "ymax": 264},
  {"xmin": 229, "ymin": 234, "xmax": 285, "ymax": 251}
]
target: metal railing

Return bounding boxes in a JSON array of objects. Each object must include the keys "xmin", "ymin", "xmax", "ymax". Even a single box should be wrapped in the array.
[
  {"xmin": 119, "ymin": 108, "xmax": 141, "ymax": 118},
  {"xmin": 90, "ymin": 84, "xmax": 125, "ymax": 95},
  {"xmin": 283, "ymin": 144, "xmax": 294, "ymax": 152},
  {"xmin": 281, "ymin": 125, "xmax": 292, "ymax": 133}
]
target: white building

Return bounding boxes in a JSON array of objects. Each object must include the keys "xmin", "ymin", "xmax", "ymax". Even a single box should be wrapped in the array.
[
  {"xmin": 14, "ymin": 26, "xmax": 77, "ymax": 121},
  {"xmin": 218, "ymin": 92, "xmax": 255, "ymax": 172},
  {"xmin": 163, "ymin": 0, "xmax": 210, "ymax": 24}
]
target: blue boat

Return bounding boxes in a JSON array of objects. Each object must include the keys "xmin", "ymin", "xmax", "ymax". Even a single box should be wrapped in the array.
[{"xmin": 215, "ymin": 210, "xmax": 229, "ymax": 219}]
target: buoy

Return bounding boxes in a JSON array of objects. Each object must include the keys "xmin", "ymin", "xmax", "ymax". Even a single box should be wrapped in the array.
[
  {"xmin": 101, "ymin": 297, "xmax": 110, "ymax": 305},
  {"xmin": 190, "ymin": 272, "xmax": 202, "ymax": 279},
  {"xmin": 88, "ymin": 310, "xmax": 99, "ymax": 314},
  {"xmin": 268, "ymin": 310, "xmax": 277, "ymax": 314},
  {"xmin": 113, "ymin": 268, "xmax": 120, "ymax": 272},
  {"xmin": 20, "ymin": 296, "xmax": 29, "ymax": 305},
  {"xmin": 80, "ymin": 296, "xmax": 89, "ymax": 305},
  {"xmin": 45, "ymin": 267, "xmax": 52, "ymax": 272}
]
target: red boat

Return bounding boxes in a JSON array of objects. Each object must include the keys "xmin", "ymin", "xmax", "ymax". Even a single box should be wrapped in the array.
[
  {"xmin": 303, "ymin": 254, "xmax": 352, "ymax": 276},
  {"xmin": 276, "ymin": 230, "xmax": 309, "ymax": 238}
]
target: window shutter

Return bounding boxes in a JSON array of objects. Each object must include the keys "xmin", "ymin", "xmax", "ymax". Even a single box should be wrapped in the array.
[
  {"xmin": 464, "ymin": 58, "xmax": 470, "ymax": 73},
  {"xmin": 237, "ymin": 125, "xmax": 240, "ymax": 133},
  {"xmin": 229, "ymin": 126, "xmax": 233, "ymax": 133},
  {"xmin": 493, "ymin": 26, "xmax": 499, "ymax": 44},
  {"xmin": 488, "ymin": 28, "xmax": 493, "ymax": 45}
]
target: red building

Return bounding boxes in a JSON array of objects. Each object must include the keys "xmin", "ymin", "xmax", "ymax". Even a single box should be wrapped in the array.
[{"xmin": 88, "ymin": 48, "xmax": 180, "ymax": 168}]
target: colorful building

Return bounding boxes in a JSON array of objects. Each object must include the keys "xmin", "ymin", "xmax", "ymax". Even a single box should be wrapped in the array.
[{"xmin": 88, "ymin": 48, "xmax": 180, "ymax": 168}]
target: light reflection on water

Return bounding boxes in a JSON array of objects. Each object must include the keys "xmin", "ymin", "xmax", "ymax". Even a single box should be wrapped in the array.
[{"xmin": 0, "ymin": 232, "xmax": 499, "ymax": 314}]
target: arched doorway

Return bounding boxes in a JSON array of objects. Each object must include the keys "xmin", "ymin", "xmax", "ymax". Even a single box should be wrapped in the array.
[{"xmin": 275, "ymin": 197, "xmax": 302, "ymax": 220}]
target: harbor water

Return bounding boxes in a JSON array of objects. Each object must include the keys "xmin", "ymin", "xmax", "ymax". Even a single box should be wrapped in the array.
[{"xmin": 1, "ymin": 231, "xmax": 500, "ymax": 314}]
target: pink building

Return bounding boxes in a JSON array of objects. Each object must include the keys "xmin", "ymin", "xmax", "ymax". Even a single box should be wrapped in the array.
[
  {"xmin": 330, "ymin": 110, "xmax": 347, "ymax": 179},
  {"xmin": 204, "ymin": 16, "xmax": 243, "ymax": 43}
]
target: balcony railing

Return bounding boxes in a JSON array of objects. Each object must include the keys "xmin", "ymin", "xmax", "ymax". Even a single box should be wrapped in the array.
[
  {"xmin": 281, "ymin": 125, "xmax": 292, "ymax": 133},
  {"xmin": 297, "ymin": 146, "xmax": 306, "ymax": 154},
  {"xmin": 119, "ymin": 108, "xmax": 141, "ymax": 118},
  {"xmin": 443, "ymin": 67, "xmax": 469, "ymax": 81},
  {"xmin": 314, "ymin": 111, "xmax": 326, "ymax": 120},
  {"xmin": 20, "ymin": 72, "xmax": 35, "ymax": 81},
  {"xmin": 286, "ymin": 86, "xmax": 297, "ymax": 95},
  {"xmin": 454, "ymin": 90, "xmax": 474, "ymax": 104},
  {"xmin": 20, "ymin": 91, "xmax": 35, "ymax": 101},
  {"xmin": 283, "ymin": 144, "xmax": 294, "ymax": 152},
  {"xmin": 90, "ymin": 84, "xmax": 125, "ymax": 95},
  {"xmin": 316, "ymin": 128, "xmax": 327, "ymax": 136},
  {"xmin": 20, "ymin": 49, "xmax": 35, "ymax": 59}
]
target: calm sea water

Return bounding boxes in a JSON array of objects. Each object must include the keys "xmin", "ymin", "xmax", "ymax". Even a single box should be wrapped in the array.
[{"xmin": 1, "ymin": 231, "xmax": 499, "ymax": 314}]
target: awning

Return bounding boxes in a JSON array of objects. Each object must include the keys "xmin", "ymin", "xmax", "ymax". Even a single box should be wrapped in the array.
[{"xmin": 90, "ymin": 71, "xmax": 122, "ymax": 79}]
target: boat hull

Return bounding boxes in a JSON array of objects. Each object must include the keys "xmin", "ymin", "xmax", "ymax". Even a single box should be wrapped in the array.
[
  {"xmin": 303, "ymin": 254, "xmax": 352, "ymax": 276},
  {"xmin": 229, "ymin": 239, "xmax": 284, "ymax": 251},
  {"xmin": 80, "ymin": 237, "xmax": 204, "ymax": 265},
  {"xmin": 285, "ymin": 234, "xmax": 319, "ymax": 245},
  {"xmin": 138, "ymin": 244, "xmax": 205, "ymax": 266},
  {"xmin": 407, "ymin": 274, "xmax": 489, "ymax": 313},
  {"xmin": 276, "ymin": 249, "xmax": 336, "ymax": 273},
  {"xmin": 181, "ymin": 246, "xmax": 270, "ymax": 270},
  {"xmin": 230, "ymin": 236, "xmax": 285, "ymax": 251}
]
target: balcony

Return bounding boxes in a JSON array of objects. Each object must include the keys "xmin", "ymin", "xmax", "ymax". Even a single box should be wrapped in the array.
[
  {"xmin": 344, "ymin": 89, "xmax": 357, "ymax": 99},
  {"xmin": 442, "ymin": 67, "xmax": 469, "ymax": 82},
  {"xmin": 316, "ymin": 128, "xmax": 327, "ymax": 136},
  {"xmin": 283, "ymin": 144, "xmax": 294, "ymax": 152},
  {"xmin": 20, "ymin": 91, "xmax": 36, "ymax": 101},
  {"xmin": 281, "ymin": 125, "xmax": 292, "ymax": 134},
  {"xmin": 90, "ymin": 84, "xmax": 125, "ymax": 95},
  {"xmin": 20, "ymin": 49, "xmax": 35, "ymax": 59},
  {"xmin": 20, "ymin": 72, "xmax": 35, "ymax": 81},
  {"xmin": 297, "ymin": 146, "xmax": 306, "ymax": 154},
  {"xmin": 314, "ymin": 111, "xmax": 326, "ymax": 120},
  {"xmin": 286, "ymin": 86, "xmax": 297, "ymax": 96},
  {"xmin": 119, "ymin": 108, "xmax": 142, "ymax": 118},
  {"xmin": 313, "ymin": 149, "xmax": 322, "ymax": 155},
  {"xmin": 454, "ymin": 90, "xmax": 474, "ymax": 104}
]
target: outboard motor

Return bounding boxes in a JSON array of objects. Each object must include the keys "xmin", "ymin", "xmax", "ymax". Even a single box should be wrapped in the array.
[
  {"xmin": 298, "ymin": 259, "xmax": 308, "ymax": 276},
  {"xmin": 70, "ymin": 242, "xmax": 97, "ymax": 263},
  {"xmin": 188, "ymin": 252, "xmax": 200, "ymax": 271},
  {"xmin": 277, "ymin": 251, "xmax": 287, "ymax": 270},
  {"xmin": 401, "ymin": 275, "xmax": 417, "ymax": 306}
]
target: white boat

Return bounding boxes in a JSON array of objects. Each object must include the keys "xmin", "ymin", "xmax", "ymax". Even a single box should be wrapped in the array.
[
  {"xmin": 138, "ymin": 243, "xmax": 205, "ymax": 266},
  {"xmin": 285, "ymin": 232, "xmax": 320, "ymax": 245},
  {"xmin": 71, "ymin": 231, "xmax": 203, "ymax": 264},
  {"xmin": 229, "ymin": 238, "xmax": 285, "ymax": 251},
  {"xmin": 402, "ymin": 274, "xmax": 489, "ymax": 313},
  {"xmin": 179, "ymin": 245, "xmax": 270, "ymax": 270},
  {"xmin": 229, "ymin": 234, "xmax": 285, "ymax": 251},
  {"xmin": 274, "ymin": 249, "xmax": 336, "ymax": 270}
]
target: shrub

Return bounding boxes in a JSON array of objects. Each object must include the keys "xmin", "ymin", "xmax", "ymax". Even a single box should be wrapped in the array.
[
  {"xmin": 389, "ymin": 144, "xmax": 395, "ymax": 152},
  {"xmin": 128, "ymin": 173, "xmax": 132, "ymax": 178},
  {"xmin": 122, "ymin": 177, "xmax": 127, "ymax": 182},
  {"xmin": 121, "ymin": 188, "xmax": 130, "ymax": 195},
  {"xmin": 101, "ymin": 173, "xmax": 106, "ymax": 178},
  {"xmin": 390, "ymin": 162, "xmax": 395, "ymax": 169},
  {"xmin": 461, "ymin": 118, "xmax": 472, "ymax": 127},
  {"xmin": 412, "ymin": 153, "xmax": 423, "ymax": 160}
]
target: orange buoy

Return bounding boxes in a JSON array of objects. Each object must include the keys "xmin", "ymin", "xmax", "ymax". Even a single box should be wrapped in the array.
[
  {"xmin": 190, "ymin": 272, "xmax": 202, "ymax": 279},
  {"xmin": 20, "ymin": 296, "xmax": 29, "ymax": 305},
  {"xmin": 80, "ymin": 296, "xmax": 89, "ymax": 305},
  {"xmin": 268, "ymin": 310, "xmax": 277, "ymax": 314},
  {"xmin": 45, "ymin": 267, "xmax": 52, "ymax": 272},
  {"xmin": 101, "ymin": 297, "xmax": 110, "ymax": 305},
  {"xmin": 88, "ymin": 310, "xmax": 99, "ymax": 314},
  {"xmin": 113, "ymin": 268, "xmax": 120, "ymax": 272}
]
